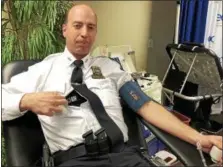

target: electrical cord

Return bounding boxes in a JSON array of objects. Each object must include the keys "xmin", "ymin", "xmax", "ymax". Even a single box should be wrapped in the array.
[
  {"xmin": 196, "ymin": 132, "xmax": 223, "ymax": 167},
  {"xmin": 196, "ymin": 140, "xmax": 208, "ymax": 167}
]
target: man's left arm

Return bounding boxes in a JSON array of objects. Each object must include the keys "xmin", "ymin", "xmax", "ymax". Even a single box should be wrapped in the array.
[
  {"xmin": 138, "ymin": 100, "xmax": 200, "ymax": 145},
  {"xmin": 107, "ymin": 59, "xmax": 222, "ymax": 153},
  {"xmin": 119, "ymin": 80, "xmax": 222, "ymax": 153}
]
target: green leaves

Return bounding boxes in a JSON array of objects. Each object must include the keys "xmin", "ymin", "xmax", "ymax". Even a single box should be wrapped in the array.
[
  {"xmin": 2, "ymin": 0, "xmax": 73, "ymax": 66},
  {"xmin": 2, "ymin": 2, "xmax": 75, "ymax": 166},
  {"xmin": 2, "ymin": 33, "xmax": 15, "ymax": 64},
  {"xmin": 27, "ymin": 24, "xmax": 57, "ymax": 60}
]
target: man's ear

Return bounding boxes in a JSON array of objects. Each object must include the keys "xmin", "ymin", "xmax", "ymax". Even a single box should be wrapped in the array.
[{"xmin": 62, "ymin": 24, "xmax": 67, "ymax": 37}]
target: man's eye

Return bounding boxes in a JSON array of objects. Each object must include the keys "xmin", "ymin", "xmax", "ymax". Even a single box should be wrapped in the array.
[
  {"xmin": 74, "ymin": 24, "xmax": 82, "ymax": 29},
  {"xmin": 88, "ymin": 26, "xmax": 95, "ymax": 30}
]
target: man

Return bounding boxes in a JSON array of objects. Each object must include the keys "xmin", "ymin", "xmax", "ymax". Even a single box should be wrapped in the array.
[{"xmin": 2, "ymin": 4, "xmax": 222, "ymax": 167}]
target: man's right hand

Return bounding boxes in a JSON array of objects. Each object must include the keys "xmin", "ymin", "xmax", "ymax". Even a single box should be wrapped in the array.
[{"xmin": 19, "ymin": 92, "xmax": 68, "ymax": 116}]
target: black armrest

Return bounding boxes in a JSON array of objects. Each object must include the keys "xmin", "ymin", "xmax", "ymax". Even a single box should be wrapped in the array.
[
  {"xmin": 3, "ymin": 112, "xmax": 45, "ymax": 166},
  {"xmin": 139, "ymin": 117, "xmax": 205, "ymax": 166}
]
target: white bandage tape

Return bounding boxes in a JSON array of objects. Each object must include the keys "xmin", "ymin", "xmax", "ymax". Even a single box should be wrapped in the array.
[{"xmin": 210, "ymin": 146, "xmax": 222, "ymax": 163}]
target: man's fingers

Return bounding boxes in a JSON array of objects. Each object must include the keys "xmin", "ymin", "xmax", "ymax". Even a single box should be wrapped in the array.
[
  {"xmin": 53, "ymin": 94, "xmax": 65, "ymax": 99},
  {"xmin": 50, "ymin": 91, "xmax": 65, "ymax": 98},
  {"xmin": 45, "ymin": 112, "xmax": 54, "ymax": 117},
  {"xmin": 202, "ymin": 147, "xmax": 211, "ymax": 153},
  {"xmin": 211, "ymin": 136, "xmax": 223, "ymax": 149},
  {"xmin": 43, "ymin": 91, "xmax": 64, "ymax": 98},
  {"xmin": 49, "ymin": 106, "xmax": 64, "ymax": 113},
  {"xmin": 39, "ymin": 110, "xmax": 54, "ymax": 117},
  {"xmin": 40, "ymin": 106, "xmax": 63, "ymax": 115},
  {"xmin": 53, "ymin": 98, "xmax": 68, "ymax": 105},
  {"xmin": 50, "ymin": 99, "xmax": 68, "ymax": 106}
]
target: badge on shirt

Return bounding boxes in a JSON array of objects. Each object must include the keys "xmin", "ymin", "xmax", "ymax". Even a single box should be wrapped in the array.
[
  {"xmin": 66, "ymin": 90, "xmax": 87, "ymax": 107},
  {"xmin": 91, "ymin": 66, "xmax": 105, "ymax": 79}
]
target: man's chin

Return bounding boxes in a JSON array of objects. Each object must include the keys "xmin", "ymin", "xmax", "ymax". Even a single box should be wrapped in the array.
[{"xmin": 74, "ymin": 50, "xmax": 89, "ymax": 57}]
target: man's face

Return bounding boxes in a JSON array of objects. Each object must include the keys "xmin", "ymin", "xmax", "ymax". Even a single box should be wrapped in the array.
[{"xmin": 62, "ymin": 6, "xmax": 97, "ymax": 57}]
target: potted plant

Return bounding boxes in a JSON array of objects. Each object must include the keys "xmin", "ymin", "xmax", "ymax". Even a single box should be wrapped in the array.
[
  {"xmin": 1, "ymin": 1, "xmax": 73, "ymax": 165},
  {"xmin": 1, "ymin": 0, "xmax": 73, "ymax": 65}
]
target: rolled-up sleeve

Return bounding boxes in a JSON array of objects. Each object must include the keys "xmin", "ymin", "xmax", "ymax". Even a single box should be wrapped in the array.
[
  {"xmin": 2, "ymin": 92, "xmax": 27, "ymax": 121},
  {"xmin": 2, "ymin": 62, "xmax": 47, "ymax": 121},
  {"xmin": 106, "ymin": 59, "xmax": 133, "ymax": 90}
]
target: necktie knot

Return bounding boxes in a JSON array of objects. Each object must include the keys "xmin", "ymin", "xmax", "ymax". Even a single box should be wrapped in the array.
[
  {"xmin": 71, "ymin": 60, "xmax": 83, "ymax": 85},
  {"xmin": 74, "ymin": 60, "xmax": 83, "ymax": 68}
]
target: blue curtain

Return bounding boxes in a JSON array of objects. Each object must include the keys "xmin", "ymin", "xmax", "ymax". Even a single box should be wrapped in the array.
[{"xmin": 178, "ymin": 0, "xmax": 209, "ymax": 44}]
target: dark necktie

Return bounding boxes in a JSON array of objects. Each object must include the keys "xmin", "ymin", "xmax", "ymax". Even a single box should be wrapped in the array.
[
  {"xmin": 70, "ymin": 60, "xmax": 124, "ymax": 151},
  {"xmin": 66, "ymin": 60, "xmax": 86, "ymax": 106},
  {"xmin": 71, "ymin": 60, "xmax": 84, "ymax": 84}
]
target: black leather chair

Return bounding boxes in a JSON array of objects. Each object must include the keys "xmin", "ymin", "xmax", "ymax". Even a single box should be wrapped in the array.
[{"xmin": 2, "ymin": 60, "xmax": 210, "ymax": 166}]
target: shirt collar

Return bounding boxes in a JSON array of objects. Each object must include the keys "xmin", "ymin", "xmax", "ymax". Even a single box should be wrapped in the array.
[{"xmin": 63, "ymin": 47, "xmax": 91, "ymax": 69}]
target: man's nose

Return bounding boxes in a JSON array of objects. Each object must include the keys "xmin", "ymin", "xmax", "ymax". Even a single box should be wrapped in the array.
[{"xmin": 80, "ymin": 26, "xmax": 88, "ymax": 38}]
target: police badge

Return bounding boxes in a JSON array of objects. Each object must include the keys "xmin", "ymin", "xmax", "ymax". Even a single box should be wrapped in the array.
[
  {"xmin": 91, "ymin": 66, "xmax": 105, "ymax": 79},
  {"xmin": 66, "ymin": 90, "xmax": 87, "ymax": 106}
]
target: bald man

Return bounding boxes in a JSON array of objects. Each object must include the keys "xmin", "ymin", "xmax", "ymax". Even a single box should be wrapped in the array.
[{"xmin": 2, "ymin": 4, "xmax": 222, "ymax": 167}]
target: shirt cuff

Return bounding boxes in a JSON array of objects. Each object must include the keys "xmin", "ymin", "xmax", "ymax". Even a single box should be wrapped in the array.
[{"xmin": 2, "ymin": 93, "xmax": 28, "ymax": 121}]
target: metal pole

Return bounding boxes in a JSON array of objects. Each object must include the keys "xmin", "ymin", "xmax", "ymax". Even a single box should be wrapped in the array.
[
  {"xmin": 179, "ymin": 54, "xmax": 197, "ymax": 94},
  {"xmin": 162, "ymin": 44, "xmax": 182, "ymax": 85},
  {"xmin": 174, "ymin": 0, "xmax": 181, "ymax": 44},
  {"xmin": 163, "ymin": 88, "xmax": 222, "ymax": 101}
]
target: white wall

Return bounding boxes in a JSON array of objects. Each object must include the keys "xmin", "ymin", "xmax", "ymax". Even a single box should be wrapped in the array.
[
  {"xmin": 76, "ymin": 1, "xmax": 176, "ymax": 78},
  {"xmin": 147, "ymin": 1, "xmax": 177, "ymax": 78}
]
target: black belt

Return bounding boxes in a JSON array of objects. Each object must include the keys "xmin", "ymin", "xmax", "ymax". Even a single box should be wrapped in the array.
[
  {"xmin": 52, "ymin": 144, "xmax": 87, "ymax": 166},
  {"xmin": 52, "ymin": 142, "xmax": 127, "ymax": 166}
]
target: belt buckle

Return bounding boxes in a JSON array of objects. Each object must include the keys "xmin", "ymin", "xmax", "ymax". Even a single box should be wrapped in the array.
[
  {"xmin": 82, "ymin": 130, "xmax": 99, "ymax": 156},
  {"xmin": 95, "ymin": 128, "xmax": 110, "ymax": 154}
]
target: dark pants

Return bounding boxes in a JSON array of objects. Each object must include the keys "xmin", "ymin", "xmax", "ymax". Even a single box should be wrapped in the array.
[{"xmin": 58, "ymin": 146, "xmax": 150, "ymax": 167}]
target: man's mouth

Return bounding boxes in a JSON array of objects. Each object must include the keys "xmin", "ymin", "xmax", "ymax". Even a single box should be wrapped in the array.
[
  {"xmin": 76, "ymin": 41, "xmax": 88, "ymax": 45},
  {"xmin": 76, "ymin": 42, "xmax": 88, "ymax": 47}
]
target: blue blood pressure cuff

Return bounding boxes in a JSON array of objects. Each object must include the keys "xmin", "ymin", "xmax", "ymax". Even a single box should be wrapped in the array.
[{"xmin": 119, "ymin": 81, "xmax": 152, "ymax": 112}]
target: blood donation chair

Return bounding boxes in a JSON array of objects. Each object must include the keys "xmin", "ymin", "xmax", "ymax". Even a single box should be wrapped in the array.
[
  {"xmin": 2, "ymin": 59, "xmax": 214, "ymax": 167},
  {"xmin": 162, "ymin": 43, "xmax": 223, "ymax": 135}
]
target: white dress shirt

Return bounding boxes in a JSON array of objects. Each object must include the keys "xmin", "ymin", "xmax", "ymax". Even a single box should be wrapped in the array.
[{"xmin": 2, "ymin": 48, "xmax": 133, "ymax": 153}]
